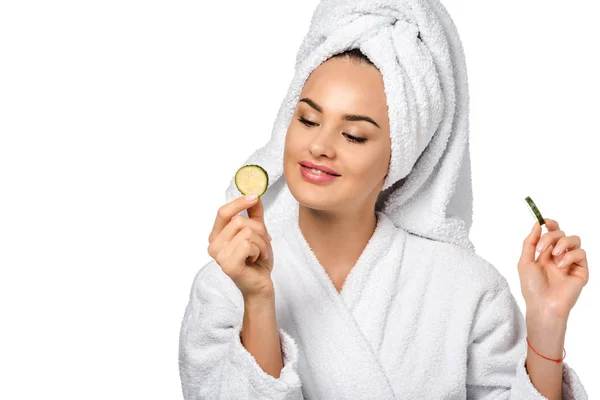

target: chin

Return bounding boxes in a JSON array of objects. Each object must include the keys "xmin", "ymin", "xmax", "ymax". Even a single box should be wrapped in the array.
[
  {"xmin": 288, "ymin": 180, "xmax": 340, "ymax": 212},
  {"xmin": 283, "ymin": 161, "xmax": 342, "ymax": 209}
]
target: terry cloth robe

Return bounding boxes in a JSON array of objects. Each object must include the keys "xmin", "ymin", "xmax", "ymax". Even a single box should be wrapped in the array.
[{"xmin": 178, "ymin": 210, "xmax": 588, "ymax": 399}]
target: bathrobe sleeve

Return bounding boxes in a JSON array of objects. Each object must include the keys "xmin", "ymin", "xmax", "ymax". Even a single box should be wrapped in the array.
[
  {"xmin": 466, "ymin": 281, "xmax": 588, "ymax": 399},
  {"xmin": 179, "ymin": 261, "xmax": 304, "ymax": 400}
]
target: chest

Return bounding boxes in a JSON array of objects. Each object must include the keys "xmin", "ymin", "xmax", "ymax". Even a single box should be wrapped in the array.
[
  {"xmin": 324, "ymin": 266, "xmax": 353, "ymax": 293},
  {"xmin": 273, "ymin": 264, "xmax": 471, "ymax": 400}
]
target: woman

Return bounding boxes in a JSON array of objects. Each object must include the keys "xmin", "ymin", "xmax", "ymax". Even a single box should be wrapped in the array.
[{"xmin": 179, "ymin": 1, "xmax": 589, "ymax": 399}]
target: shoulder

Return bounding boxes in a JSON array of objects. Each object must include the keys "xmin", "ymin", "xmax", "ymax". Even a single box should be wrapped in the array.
[{"xmin": 407, "ymin": 233, "xmax": 510, "ymax": 296}]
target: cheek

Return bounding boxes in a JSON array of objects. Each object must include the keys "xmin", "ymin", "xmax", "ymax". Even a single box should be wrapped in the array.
[
  {"xmin": 339, "ymin": 153, "xmax": 370, "ymax": 179},
  {"xmin": 346, "ymin": 152, "xmax": 387, "ymax": 181},
  {"xmin": 284, "ymin": 129, "xmax": 304, "ymax": 156},
  {"xmin": 283, "ymin": 132, "xmax": 302, "ymax": 170}
]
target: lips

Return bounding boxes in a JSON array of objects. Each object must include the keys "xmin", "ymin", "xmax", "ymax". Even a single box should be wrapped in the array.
[{"xmin": 299, "ymin": 161, "xmax": 340, "ymax": 176}]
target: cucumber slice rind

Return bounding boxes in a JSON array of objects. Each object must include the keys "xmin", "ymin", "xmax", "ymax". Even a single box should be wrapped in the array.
[
  {"xmin": 525, "ymin": 196, "xmax": 545, "ymax": 226},
  {"xmin": 235, "ymin": 164, "xmax": 269, "ymax": 197}
]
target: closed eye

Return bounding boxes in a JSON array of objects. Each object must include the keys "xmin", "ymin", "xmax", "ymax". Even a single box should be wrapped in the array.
[{"xmin": 297, "ymin": 117, "xmax": 367, "ymax": 144}]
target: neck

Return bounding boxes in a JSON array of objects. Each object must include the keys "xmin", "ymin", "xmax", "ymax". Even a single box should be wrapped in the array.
[{"xmin": 298, "ymin": 204, "xmax": 378, "ymax": 273}]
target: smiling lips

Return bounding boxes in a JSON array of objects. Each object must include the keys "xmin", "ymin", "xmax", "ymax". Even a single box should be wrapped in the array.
[
  {"xmin": 299, "ymin": 161, "xmax": 340, "ymax": 176},
  {"xmin": 299, "ymin": 163, "xmax": 340, "ymax": 184}
]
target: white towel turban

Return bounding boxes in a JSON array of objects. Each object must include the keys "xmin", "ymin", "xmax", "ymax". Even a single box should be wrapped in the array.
[{"xmin": 225, "ymin": 0, "xmax": 475, "ymax": 251}]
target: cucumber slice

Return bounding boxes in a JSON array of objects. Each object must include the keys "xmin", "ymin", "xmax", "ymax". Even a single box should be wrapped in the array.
[
  {"xmin": 525, "ymin": 196, "xmax": 545, "ymax": 226},
  {"xmin": 235, "ymin": 164, "xmax": 269, "ymax": 197}
]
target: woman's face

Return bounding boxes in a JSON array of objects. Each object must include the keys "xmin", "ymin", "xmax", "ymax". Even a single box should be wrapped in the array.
[{"xmin": 283, "ymin": 56, "xmax": 391, "ymax": 214}]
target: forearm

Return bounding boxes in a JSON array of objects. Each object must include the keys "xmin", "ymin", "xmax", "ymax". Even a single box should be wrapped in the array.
[
  {"xmin": 525, "ymin": 311, "xmax": 567, "ymax": 400},
  {"xmin": 241, "ymin": 285, "xmax": 284, "ymax": 379}
]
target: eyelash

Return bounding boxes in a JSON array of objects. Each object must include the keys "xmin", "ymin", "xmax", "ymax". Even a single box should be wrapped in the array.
[{"xmin": 297, "ymin": 117, "xmax": 367, "ymax": 144}]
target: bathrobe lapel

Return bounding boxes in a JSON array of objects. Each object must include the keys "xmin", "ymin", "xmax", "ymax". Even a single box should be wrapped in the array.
[{"xmin": 272, "ymin": 211, "xmax": 405, "ymax": 400}]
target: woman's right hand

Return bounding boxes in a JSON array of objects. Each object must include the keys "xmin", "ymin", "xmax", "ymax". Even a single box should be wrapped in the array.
[{"xmin": 207, "ymin": 194, "xmax": 275, "ymax": 300}]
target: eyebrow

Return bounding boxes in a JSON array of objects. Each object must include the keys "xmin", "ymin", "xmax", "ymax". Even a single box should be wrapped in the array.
[{"xmin": 298, "ymin": 97, "xmax": 381, "ymax": 129}]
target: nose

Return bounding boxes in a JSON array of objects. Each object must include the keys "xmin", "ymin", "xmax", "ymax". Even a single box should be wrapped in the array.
[{"xmin": 308, "ymin": 128, "xmax": 336, "ymax": 159}]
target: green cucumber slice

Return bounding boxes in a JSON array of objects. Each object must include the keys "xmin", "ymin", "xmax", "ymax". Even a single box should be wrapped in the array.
[
  {"xmin": 525, "ymin": 196, "xmax": 545, "ymax": 226},
  {"xmin": 235, "ymin": 164, "xmax": 269, "ymax": 197}
]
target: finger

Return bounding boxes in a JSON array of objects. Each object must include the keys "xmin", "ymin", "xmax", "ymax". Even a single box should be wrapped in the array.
[
  {"xmin": 234, "ymin": 226, "xmax": 270, "ymax": 263},
  {"xmin": 218, "ymin": 211, "xmax": 270, "ymax": 241},
  {"xmin": 556, "ymin": 248, "xmax": 589, "ymax": 284},
  {"xmin": 247, "ymin": 196, "xmax": 266, "ymax": 226},
  {"xmin": 209, "ymin": 217, "xmax": 267, "ymax": 261},
  {"xmin": 232, "ymin": 236, "xmax": 261, "ymax": 265},
  {"xmin": 213, "ymin": 235, "xmax": 249, "ymax": 278},
  {"xmin": 211, "ymin": 214, "xmax": 271, "ymax": 250},
  {"xmin": 208, "ymin": 215, "xmax": 272, "ymax": 262},
  {"xmin": 565, "ymin": 249, "xmax": 589, "ymax": 285},
  {"xmin": 536, "ymin": 229, "xmax": 566, "ymax": 255},
  {"xmin": 544, "ymin": 218, "xmax": 560, "ymax": 231},
  {"xmin": 551, "ymin": 235, "xmax": 581, "ymax": 257},
  {"xmin": 536, "ymin": 229, "xmax": 566, "ymax": 266},
  {"xmin": 557, "ymin": 248, "xmax": 588, "ymax": 270},
  {"xmin": 538, "ymin": 243, "xmax": 556, "ymax": 265},
  {"xmin": 209, "ymin": 195, "xmax": 259, "ymax": 242},
  {"xmin": 521, "ymin": 220, "xmax": 543, "ymax": 263},
  {"xmin": 237, "ymin": 213, "xmax": 271, "ymax": 243},
  {"xmin": 217, "ymin": 234, "xmax": 260, "ymax": 277}
]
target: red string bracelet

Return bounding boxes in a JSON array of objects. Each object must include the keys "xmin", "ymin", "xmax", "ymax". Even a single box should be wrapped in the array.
[{"xmin": 526, "ymin": 336, "xmax": 566, "ymax": 363}]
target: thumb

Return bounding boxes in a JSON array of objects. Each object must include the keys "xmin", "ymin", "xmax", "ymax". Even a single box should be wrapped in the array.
[
  {"xmin": 247, "ymin": 196, "xmax": 265, "ymax": 224},
  {"xmin": 521, "ymin": 221, "xmax": 542, "ymax": 263}
]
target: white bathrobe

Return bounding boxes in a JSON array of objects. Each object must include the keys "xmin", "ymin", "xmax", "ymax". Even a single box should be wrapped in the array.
[{"xmin": 178, "ymin": 210, "xmax": 588, "ymax": 399}]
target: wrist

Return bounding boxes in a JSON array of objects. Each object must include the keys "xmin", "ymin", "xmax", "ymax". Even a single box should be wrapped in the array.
[
  {"xmin": 526, "ymin": 309, "xmax": 568, "ymax": 332},
  {"xmin": 244, "ymin": 284, "xmax": 275, "ymax": 310},
  {"xmin": 526, "ymin": 311, "xmax": 567, "ymax": 359}
]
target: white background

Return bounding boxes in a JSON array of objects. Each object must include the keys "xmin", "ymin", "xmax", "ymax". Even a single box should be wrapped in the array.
[{"xmin": 1, "ymin": 1, "xmax": 598, "ymax": 398}]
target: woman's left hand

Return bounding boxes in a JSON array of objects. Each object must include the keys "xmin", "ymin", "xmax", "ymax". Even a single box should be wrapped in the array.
[{"xmin": 518, "ymin": 218, "xmax": 589, "ymax": 320}]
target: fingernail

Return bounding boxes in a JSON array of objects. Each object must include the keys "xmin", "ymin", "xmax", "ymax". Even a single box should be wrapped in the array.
[
  {"xmin": 552, "ymin": 246, "xmax": 561, "ymax": 256},
  {"xmin": 537, "ymin": 243, "xmax": 545, "ymax": 252},
  {"xmin": 245, "ymin": 194, "xmax": 258, "ymax": 201},
  {"xmin": 558, "ymin": 260, "xmax": 564, "ymax": 268},
  {"xmin": 268, "ymin": 233, "xmax": 272, "ymax": 241}
]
